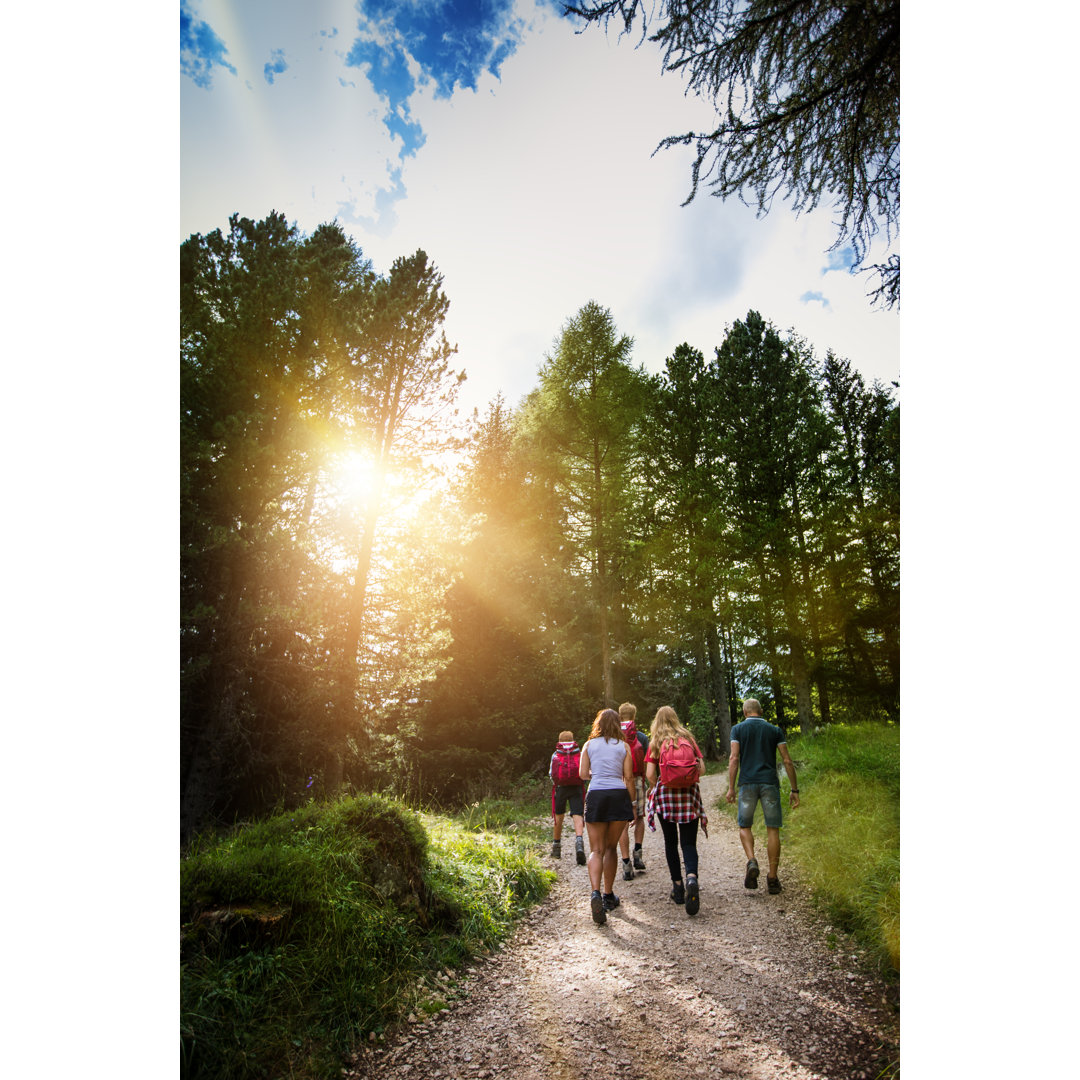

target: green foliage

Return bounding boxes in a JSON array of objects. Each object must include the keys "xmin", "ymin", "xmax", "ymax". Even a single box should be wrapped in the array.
[
  {"xmin": 181, "ymin": 794, "xmax": 552, "ymax": 1080},
  {"xmin": 180, "ymin": 211, "xmax": 899, "ymax": 846},
  {"xmin": 181, "ymin": 213, "xmax": 466, "ymax": 834},
  {"xmin": 516, "ymin": 301, "xmax": 653, "ymax": 705},
  {"xmin": 686, "ymin": 699, "xmax": 718, "ymax": 757},
  {"xmin": 720, "ymin": 722, "xmax": 899, "ymax": 972}
]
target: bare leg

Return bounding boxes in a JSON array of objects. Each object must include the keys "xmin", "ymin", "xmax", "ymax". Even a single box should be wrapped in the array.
[
  {"xmin": 571, "ymin": 814, "xmax": 584, "ymax": 838},
  {"xmin": 586, "ymin": 821, "xmax": 607, "ymax": 891},
  {"xmin": 603, "ymin": 820, "xmax": 624, "ymax": 893},
  {"xmin": 634, "ymin": 815, "xmax": 646, "ymax": 847},
  {"xmin": 766, "ymin": 827, "xmax": 781, "ymax": 877},
  {"xmin": 553, "ymin": 812, "xmax": 565, "ymax": 841},
  {"xmin": 618, "ymin": 820, "xmax": 630, "ymax": 860},
  {"xmin": 739, "ymin": 827, "xmax": 756, "ymax": 862}
]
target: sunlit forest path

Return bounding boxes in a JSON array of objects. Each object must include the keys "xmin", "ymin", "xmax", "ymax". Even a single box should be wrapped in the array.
[{"xmin": 346, "ymin": 772, "xmax": 899, "ymax": 1080}]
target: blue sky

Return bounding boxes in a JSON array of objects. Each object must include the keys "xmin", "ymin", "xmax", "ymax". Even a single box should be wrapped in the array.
[{"xmin": 180, "ymin": 0, "xmax": 900, "ymax": 416}]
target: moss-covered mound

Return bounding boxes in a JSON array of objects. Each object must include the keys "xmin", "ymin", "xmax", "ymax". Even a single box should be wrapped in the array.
[{"xmin": 181, "ymin": 794, "xmax": 550, "ymax": 1080}]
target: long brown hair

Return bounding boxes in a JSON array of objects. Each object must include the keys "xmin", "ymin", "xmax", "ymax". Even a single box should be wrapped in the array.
[{"xmin": 589, "ymin": 708, "xmax": 622, "ymax": 742}]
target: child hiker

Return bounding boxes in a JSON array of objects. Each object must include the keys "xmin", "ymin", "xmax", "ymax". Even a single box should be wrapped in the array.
[
  {"xmin": 549, "ymin": 730, "xmax": 587, "ymax": 865},
  {"xmin": 645, "ymin": 706, "xmax": 707, "ymax": 916}
]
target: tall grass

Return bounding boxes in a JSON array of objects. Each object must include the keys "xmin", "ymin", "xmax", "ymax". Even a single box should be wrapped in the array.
[
  {"xmin": 181, "ymin": 793, "xmax": 553, "ymax": 1080},
  {"xmin": 722, "ymin": 722, "xmax": 899, "ymax": 973}
]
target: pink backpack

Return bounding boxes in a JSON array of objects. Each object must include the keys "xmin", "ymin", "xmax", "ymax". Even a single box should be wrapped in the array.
[
  {"xmin": 551, "ymin": 742, "xmax": 582, "ymax": 787},
  {"xmin": 622, "ymin": 721, "xmax": 646, "ymax": 777},
  {"xmin": 659, "ymin": 737, "xmax": 700, "ymax": 788}
]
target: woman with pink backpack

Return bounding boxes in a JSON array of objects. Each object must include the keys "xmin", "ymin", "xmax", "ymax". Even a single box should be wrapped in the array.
[{"xmin": 645, "ymin": 706, "xmax": 707, "ymax": 916}]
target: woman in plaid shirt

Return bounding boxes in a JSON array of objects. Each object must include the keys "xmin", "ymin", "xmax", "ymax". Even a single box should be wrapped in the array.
[{"xmin": 645, "ymin": 706, "xmax": 707, "ymax": 916}]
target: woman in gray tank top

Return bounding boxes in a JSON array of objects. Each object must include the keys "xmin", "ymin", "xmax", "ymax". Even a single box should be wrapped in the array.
[{"xmin": 580, "ymin": 708, "xmax": 635, "ymax": 925}]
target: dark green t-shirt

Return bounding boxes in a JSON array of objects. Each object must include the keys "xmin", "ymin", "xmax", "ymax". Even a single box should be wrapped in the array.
[{"xmin": 730, "ymin": 717, "xmax": 786, "ymax": 787}]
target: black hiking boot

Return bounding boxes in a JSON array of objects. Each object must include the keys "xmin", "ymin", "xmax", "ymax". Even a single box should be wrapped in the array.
[
  {"xmin": 575, "ymin": 836, "xmax": 586, "ymax": 865},
  {"xmin": 767, "ymin": 875, "xmax": 782, "ymax": 894},
  {"xmin": 551, "ymin": 840, "xmax": 561, "ymax": 859},
  {"xmin": 744, "ymin": 858, "xmax": 760, "ymax": 889},
  {"xmin": 602, "ymin": 892, "xmax": 620, "ymax": 912},
  {"xmin": 590, "ymin": 889, "xmax": 606, "ymax": 925},
  {"xmin": 670, "ymin": 880, "xmax": 685, "ymax": 905},
  {"xmin": 633, "ymin": 847, "xmax": 645, "ymax": 872},
  {"xmin": 685, "ymin": 874, "xmax": 700, "ymax": 916},
  {"xmin": 622, "ymin": 858, "xmax": 635, "ymax": 881}
]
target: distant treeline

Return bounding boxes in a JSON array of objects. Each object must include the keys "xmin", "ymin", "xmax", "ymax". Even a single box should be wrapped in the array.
[{"xmin": 181, "ymin": 213, "xmax": 897, "ymax": 837}]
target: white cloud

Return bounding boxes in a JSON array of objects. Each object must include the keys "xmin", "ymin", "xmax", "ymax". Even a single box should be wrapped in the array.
[{"xmin": 181, "ymin": 0, "xmax": 899, "ymax": 415}]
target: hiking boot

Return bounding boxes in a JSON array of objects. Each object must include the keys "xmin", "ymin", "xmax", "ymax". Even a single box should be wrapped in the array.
[
  {"xmin": 685, "ymin": 874, "xmax": 700, "ymax": 916},
  {"xmin": 602, "ymin": 892, "xmax": 621, "ymax": 912},
  {"xmin": 622, "ymin": 859, "xmax": 635, "ymax": 881},
  {"xmin": 670, "ymin": 881, "xmax": 685, "ymax": 905},
  {"xmin": 633, "ymin": 849, "xmax": 646, "ymax": 872},
  {"xmin": 744, "ymin": 858, "xmax": 760, "ymax": 889},
  {"xmin": 767, "ymin": 875, "xmax": 782, "ymax": 894},
  {"xmin": 575, "ymin": 836, "xmax": 586, "ymax": 865},
  {"xmin": 551, "ymin": 840, "xmax": 561, "ymax": 859},
  {"xmin": 590, "ymin": 889, "xmax": 606, "ymax": 925}
]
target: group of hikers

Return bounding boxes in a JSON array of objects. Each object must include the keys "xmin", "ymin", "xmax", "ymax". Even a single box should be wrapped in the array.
[{"xmin": 548, "ymin": 700, "xmax": 800, "ymax": 925}]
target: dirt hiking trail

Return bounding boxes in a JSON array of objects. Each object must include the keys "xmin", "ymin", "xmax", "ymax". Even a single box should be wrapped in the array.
[{"xmin": 346, "ymin": 771, "xmax": 900, "ymax": 1080}]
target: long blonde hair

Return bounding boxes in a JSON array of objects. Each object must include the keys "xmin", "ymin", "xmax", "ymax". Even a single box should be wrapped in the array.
[{"xmin": 649, "ymin": 706, "xmax": 697, "ymax": 757}]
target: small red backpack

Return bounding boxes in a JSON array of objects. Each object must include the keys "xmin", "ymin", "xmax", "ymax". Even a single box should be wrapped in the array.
[
  {"xmin": 659, "ymin": 736, "xmax": 700, "ymax": 788},
  {"xmin": 551, "ymin": 742, "xmax": 583, "ymax": 787},
  {"xmin": 622, "ymin": 720, "xmax": 646, "ymax": 777}
]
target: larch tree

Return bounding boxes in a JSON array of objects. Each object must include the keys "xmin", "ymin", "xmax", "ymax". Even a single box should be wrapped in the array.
[
  {"xmin": 644, "ymin": 343, "xmax": 734, "ymax": 748},
  {"xmin": 711, "ymin": 310, "xmax": 833, "ymax": 731},
  {"xmin": 330, "ymin": 249, "xmax": 465, "ymax": 791},
  {"xmin": 518, "ymin": 302, "xmax": 650, "ymax": 706},
  {"xmin": 180, "ymin": 213, "xmax": 373, "ymax": 832},
  {"xmin": 820, "ymin": 351, "xmax": 899, "ymax": 717}
]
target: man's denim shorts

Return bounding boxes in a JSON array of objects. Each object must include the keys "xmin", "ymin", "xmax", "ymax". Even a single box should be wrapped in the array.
[{"xmin": 737, "ymin": 784, "xmax": 783, "ymax": 829}]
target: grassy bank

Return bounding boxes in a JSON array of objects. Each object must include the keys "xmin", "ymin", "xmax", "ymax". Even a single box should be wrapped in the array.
[
  {"xmin": 720, "ymin": 722, "xmax": 899, "ymax": 974},
  {"xmin": 181, "ymin": 791, "xmax": 553, "ymax": 1080}
]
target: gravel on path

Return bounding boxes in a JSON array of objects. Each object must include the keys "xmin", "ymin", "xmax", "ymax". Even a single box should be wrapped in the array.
[{"xmin": 346, "ymin": 770, "xmax": 899, "ymax": 1080}]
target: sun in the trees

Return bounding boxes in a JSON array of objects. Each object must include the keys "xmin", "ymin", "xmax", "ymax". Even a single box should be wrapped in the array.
[{"xmin": 332, "ymin": 450, "xmax": 380, "ymax": 504}]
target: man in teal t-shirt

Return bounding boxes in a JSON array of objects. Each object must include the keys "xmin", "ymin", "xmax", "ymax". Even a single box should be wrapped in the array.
[{"xmin": 726, "ymin": 698, "xmax": 800, "ymax": 894}]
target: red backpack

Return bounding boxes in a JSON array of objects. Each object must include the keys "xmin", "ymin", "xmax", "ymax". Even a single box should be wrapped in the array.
[
  {"xmin": 551, "ymin": 742, "xmax": 583, "ymax": 787},
  {"xmin": 659, "ymin": 736, "xmax": 700, "ymax": 788},
  {"xmin": 622, "ymin": 721, "xmax": 646, "ymax": 777}
]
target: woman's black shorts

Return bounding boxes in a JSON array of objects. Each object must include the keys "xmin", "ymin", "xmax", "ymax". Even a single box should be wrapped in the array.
[
  {"xmin": 553, "ymin": 784, "xmax": 584, "ymax": 816},
  {"xmin": 584, "ymin": 787, "xmax": 634, "ymax": 823}
]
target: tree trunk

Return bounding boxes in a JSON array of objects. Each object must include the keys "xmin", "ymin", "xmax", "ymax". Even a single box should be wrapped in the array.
[
  {"xmin": 180, "ymin": 670, "xmax": 243, "ymax": 841},
  {"xmin": 776, "ymin": 548, "xmax": 813, "ymax": 731},
  {"xmin": 721, "ymin": 623, "xmax": 740, "ymax": 732},
  {"xmin": 791, "ymin": 491, "xmax": 831, "ymax": 726},
  {"xmin": 705, "ymin": 621, "xmax": 731, "ymax": 750},
  {"xmin": 755, "ymin": 553, "xmax": 787, "ymax": 726},
  {"xmin": 692, "ymin": 633, "xmax": 709, "ymax": 706}
]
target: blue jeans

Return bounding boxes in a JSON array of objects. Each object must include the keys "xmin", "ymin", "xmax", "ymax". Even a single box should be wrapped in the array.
[{"xmin": 737, "ymin": 784, "xmax": 782, "ymax": 829}]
